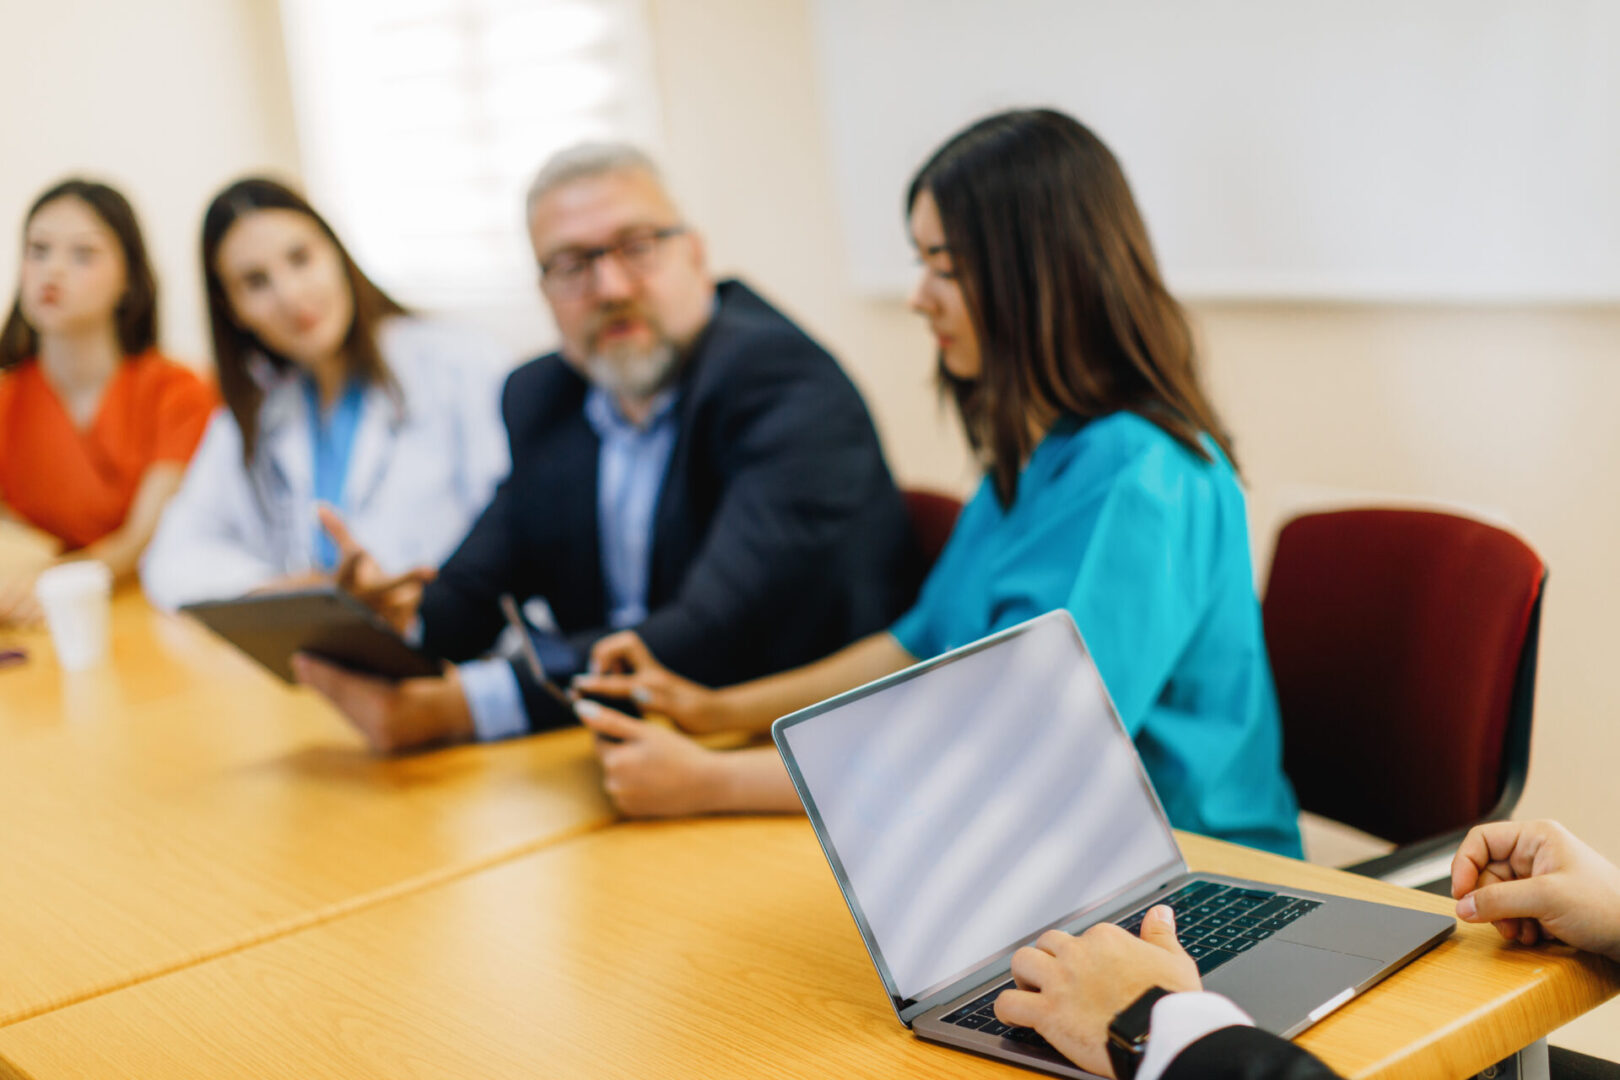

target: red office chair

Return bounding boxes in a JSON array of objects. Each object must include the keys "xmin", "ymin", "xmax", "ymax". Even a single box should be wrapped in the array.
[
  {"xmin": 903, "ymin": 488, "xmax": 964, "ymax": 575},
  {"xmin": 1262, "ymin": 508, "xmax": 1546, "ymax": 884}
]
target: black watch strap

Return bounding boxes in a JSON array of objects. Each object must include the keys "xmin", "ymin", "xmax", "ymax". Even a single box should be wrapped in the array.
[{"xmin": 1106, "ymin": 985, "xmax": 1174, "ymax": 1080}]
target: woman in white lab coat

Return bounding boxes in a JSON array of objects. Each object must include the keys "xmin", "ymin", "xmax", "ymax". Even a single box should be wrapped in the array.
[{"xmin": 141, "ymin": 178, "xmax": 511, "ymax": 610}]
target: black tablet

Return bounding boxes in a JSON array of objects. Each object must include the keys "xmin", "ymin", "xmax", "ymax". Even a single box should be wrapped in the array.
[{"xmin": 180, "ymin": 588, "xmax": 441, "ymax": 684}]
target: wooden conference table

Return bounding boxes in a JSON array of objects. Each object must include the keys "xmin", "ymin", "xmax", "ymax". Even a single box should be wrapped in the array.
[
  {"xmin": 0, "ymin": 591, "xmax": 612, "ymax": 1027},
  {"xmin": 0, "ymin": 576, "xmax": 1614, "ymax": 1077}
]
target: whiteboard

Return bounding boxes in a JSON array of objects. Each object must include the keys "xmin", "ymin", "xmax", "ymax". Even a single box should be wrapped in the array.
[{"xmin": 811, "ymin": 0, "xmax": 1620, "ymax": 302}]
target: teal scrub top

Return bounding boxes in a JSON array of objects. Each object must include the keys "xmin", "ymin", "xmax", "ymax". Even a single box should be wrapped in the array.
[{"xmin": 889, "ymin": 412, "xmax": 1302, "ymax": 857}]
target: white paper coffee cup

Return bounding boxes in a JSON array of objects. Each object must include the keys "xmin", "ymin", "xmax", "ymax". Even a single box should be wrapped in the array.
[{"xmin": 35, "ymin": 561, "xmax": 113, "ymax": 671}]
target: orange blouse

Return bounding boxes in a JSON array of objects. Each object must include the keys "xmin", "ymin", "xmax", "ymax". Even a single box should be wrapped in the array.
[{"xmin": 0, "ymin": 350, "xmax": 217, "ymax": 550}]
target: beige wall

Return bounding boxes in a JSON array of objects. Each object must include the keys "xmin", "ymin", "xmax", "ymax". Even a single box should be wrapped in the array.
[
  {"xmin": 646, "ymin": 0, "xmax": 1620, "ymax": 1055},
  {"xmin": 1201, "ymin": 301, "xmax": 1620, "ymax": 843},
  {"xmin": 0, "ymin": 0, "xmax": 301, "ymax": 367},
  {"xmin": 1200, "ymin": 303, "xmax": 1620, "ymax": 1054},
  {"xmin": 645, "ymin": 0, "xmax": 978, "ymax": 496}
]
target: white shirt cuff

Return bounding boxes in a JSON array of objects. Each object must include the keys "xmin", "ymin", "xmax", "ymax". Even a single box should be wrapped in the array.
[
  {"xmin": 1136, "ymin": 991, "xmax": 1255, "ymax": 1080},
  {"xmin": 458, "ymin": 658, "xmax": 528, "ymax": 741}
]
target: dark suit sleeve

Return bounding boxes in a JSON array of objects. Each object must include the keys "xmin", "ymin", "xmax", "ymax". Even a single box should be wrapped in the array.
[
  {"xmin": 416, "ymin": 364, "xmax": 590, "ymax": 736},
  {"xmin": 416, "ymin": 376, "xmax": 527, "ymax": 664},
  {"xmin": 621, "ymin": 343, "xmax": 892, "ymax": 680},
  {"xmin": 1161, "ymin": 1026, "xmax": 1344, "ymax": 1080}
]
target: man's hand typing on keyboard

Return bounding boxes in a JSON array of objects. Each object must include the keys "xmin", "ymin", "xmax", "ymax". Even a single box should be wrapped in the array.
[
  {"xmin": 991, "ymin": 904, "xmax": 1345, "ymax": 1080},
  {"xmin": 992, "ymin": 905, "xmax": 1201, "ymax": 1078}
]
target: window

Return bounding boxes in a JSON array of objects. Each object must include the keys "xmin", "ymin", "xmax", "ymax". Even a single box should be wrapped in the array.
[{"xmin": 278, "ymin": 0, "xmax": 661, "ymax": 315}]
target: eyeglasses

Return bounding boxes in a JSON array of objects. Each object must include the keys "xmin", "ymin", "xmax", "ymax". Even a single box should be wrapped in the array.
[{"xmin": 539, "ymin": 226, "xmax": 688, "ymax": 297}]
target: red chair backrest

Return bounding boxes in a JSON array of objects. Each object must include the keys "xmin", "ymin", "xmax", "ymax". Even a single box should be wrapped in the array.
[
  {"xmin": 1263, "ymin": 508, "xmax": 1545, "ymax": 845},
  {"xmin": 903, "ymin": 489, "xmax": 964, "ymax": 575}
]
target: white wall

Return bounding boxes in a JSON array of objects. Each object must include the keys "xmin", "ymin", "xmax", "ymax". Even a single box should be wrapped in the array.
[
  {"xmin": 0, "ymin": 0, "xmax": 301, "ymax": 367},
  {"xmin": 812, "ymin": 0, "xmax": 1620, "ymax": 302}
]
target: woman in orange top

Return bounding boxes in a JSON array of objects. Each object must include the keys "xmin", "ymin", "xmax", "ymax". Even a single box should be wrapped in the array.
[{"xmin": 0, "ymin": 179, "xmax": 216, "ymax": 625}]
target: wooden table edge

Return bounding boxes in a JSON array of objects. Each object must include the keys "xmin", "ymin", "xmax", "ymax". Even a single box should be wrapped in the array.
[{"xmin": 0, "ymin": 812, "xmax": 616, "ymax": 1032}]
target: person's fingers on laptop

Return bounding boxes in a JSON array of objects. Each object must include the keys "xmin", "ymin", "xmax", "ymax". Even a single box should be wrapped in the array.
[
  {"xmin": 1138, "ymin": 905, "xmax": 1200, "ymax": 985},
  {"xmin": 1040, "ymin": 927, "xmax": 1095, "ymax": 955},
  {"xmin": 1009, "ymin": 940, "xmax": 1061, "ymax": 990},
  {"xmin": 990, "ymin": 986, "xmax": 1043, "ymax": 1029},
  {"xmin": 1138, "ymin": 905, "xmax": 1191, "ymax": 960},
  {"xmin": 1003, "ymin": 923, "xmax": 1197, "ymax": 1076},
  {"xmin": 1124, "ymin": 908, "xmax": 1201, "ymax": 993}
]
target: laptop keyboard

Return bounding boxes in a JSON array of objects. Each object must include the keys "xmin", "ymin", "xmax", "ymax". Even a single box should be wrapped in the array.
[
  {"xmin": 1118, "ymin": 881, "xmax": 1322, "ymax": 974},
  {"xmin": 938, "ymin": 881, "xmax": 1322, "ymax": 1048}
]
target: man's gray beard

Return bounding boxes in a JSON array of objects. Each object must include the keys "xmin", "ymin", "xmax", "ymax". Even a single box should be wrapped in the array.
[{"xmin": 581, "ymin": 340, "xmax": 680, "ymax": 400}]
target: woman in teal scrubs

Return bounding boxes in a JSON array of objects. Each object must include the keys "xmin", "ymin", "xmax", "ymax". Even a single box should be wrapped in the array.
[{"xmin": 570, "ymin": 109, "xmax": 1302, "ymax": 857}]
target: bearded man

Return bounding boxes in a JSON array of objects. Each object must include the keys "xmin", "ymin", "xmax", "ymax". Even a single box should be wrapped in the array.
[{"xmin": 292, "ymin": 143, "xmax": 917, "ymax": 750}]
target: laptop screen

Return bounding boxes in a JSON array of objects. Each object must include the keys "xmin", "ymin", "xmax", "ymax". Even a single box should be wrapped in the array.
[{"xmin": 776, "ymin": 612, "xmax": 1183, "ymax": 1005}]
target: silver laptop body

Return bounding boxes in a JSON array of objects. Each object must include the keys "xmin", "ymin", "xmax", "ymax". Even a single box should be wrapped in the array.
[{"xmin": 772, "ymin": 610, "xmax": 1454, "ymax": 1078}]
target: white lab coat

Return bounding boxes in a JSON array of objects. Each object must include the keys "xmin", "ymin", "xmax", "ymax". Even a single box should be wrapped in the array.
[{"xmin": 141, "ymin": 317, "xmax": 513, "ymax": 610}]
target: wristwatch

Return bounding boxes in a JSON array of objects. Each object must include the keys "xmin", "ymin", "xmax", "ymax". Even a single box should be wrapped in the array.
[{"xmin": 1107, "ymin": 985, "xmax": 1173, "ymax": 1080}]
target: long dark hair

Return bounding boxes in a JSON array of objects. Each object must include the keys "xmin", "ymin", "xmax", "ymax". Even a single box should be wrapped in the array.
[
  {"xmin": 0, "ymin": 179, "xmax": 159, "ymax": 371},
  {"xmin": 907, "ymin": 108, "xmax": 1235, "ymax": 505},
  {"xmin": 201, "ymin": 177, "xmax": 406, "ymax": 463}
]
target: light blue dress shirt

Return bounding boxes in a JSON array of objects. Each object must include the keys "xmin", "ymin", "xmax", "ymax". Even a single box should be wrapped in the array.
[
  {"xmin": 889, "ymin": 412, "xmax": 1303, "ymax": 857},
  {"xmin": 461, "ymin": 386, "xmax": 681, "ymax": 740},
  {"xmin": 303, "ymin": 378, "xmax": 367, "ymax": 572},
  {"xmin": 586, "ymin": 385, "xmax": 681, "ymax": 628}
]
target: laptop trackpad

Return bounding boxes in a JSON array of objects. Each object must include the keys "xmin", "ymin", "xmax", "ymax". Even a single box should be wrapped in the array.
[{"xmin": 1205, "ymin": 940, "xmax": 1382, "ymax": 1034}]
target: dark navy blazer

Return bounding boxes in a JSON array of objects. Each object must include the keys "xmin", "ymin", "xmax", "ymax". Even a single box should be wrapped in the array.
[
  {"xmin": 417, "ymin": 279, "xmax": 919, "ymax": 731},
  {"xmin": 1163, "ymin": 1027, "xmax": 1342, "ymax": 1080}
]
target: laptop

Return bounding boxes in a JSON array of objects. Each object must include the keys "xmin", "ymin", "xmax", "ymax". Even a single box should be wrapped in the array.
[{"xmin": 771, "ymin": 610, "xmax": 1454, "ymax": 1078}]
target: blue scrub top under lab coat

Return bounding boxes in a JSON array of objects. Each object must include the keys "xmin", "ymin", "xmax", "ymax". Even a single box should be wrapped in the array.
[{"xmin": 889, "ymin": 411, "xmax": 1303, "ymax": 857}]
